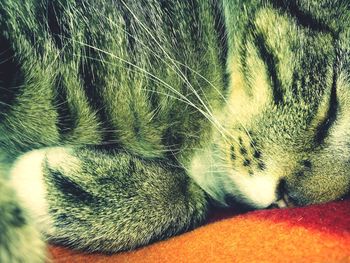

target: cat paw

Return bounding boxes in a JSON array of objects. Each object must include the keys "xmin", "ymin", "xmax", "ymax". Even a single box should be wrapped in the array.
[{"xmin": 0, "ymin": 180, "xmax": 46, "ymax": 263}]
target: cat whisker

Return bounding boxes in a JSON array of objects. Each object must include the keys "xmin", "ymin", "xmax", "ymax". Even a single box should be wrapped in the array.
[
  {"xmin": 65, "ymin": 5, "xmax": 240, "ymax": 145},
  {"xmin": 72, "ymin": 45, "xmax": 229, "ymax": 140},
  {"xmin": 83, "ymin": 2, "xmax": 232, "ymax": 140},
  {"xmin": 119, "ymin": 1, "xmax": 230, "ymax": 139},
  {"xmin": 88, "ymin": 5, "xmax": 225, "ymax": 117}
]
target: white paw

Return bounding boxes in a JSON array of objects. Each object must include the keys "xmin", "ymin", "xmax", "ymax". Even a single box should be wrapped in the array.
[{"xmin": 9, "ymin": 149, "xmax": 54, "ymax": 235}]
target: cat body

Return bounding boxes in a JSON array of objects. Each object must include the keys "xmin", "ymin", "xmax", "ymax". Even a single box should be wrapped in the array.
[{"xmin": 0, "ymin": 0, "xmax": 349, "ymax": 262}]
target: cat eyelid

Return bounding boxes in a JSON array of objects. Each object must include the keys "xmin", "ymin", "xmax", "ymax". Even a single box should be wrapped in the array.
[{"xmin": 314, "ymin": 75, "xmax": 338, "ymax": 144}]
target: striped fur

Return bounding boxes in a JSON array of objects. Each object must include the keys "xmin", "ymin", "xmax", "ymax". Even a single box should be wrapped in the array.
[{"xmin": 0, "ymin": 0, "xmax": 349, "ymax": 262}]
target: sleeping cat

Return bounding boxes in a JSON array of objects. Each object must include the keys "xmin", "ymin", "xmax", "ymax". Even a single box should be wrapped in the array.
[{"xmin": 1, "ymin": 0, "xmax": 349, "ymax": 262}]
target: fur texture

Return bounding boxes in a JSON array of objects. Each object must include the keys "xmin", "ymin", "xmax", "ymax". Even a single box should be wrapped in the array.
[{"xmin": 0, "ymin": 0, "xmax": 349, "ymax": 262}]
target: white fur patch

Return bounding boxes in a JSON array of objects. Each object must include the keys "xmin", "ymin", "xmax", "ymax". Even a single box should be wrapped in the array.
[
  {"xmin": 9, "ymin": 149, "xmax": 54, "ymax": 234},
  {"xmin": 45, "ymin": 147, "xmax": 78, "ymax": 173},
  {"xmin": 188, "ymin": 146, "xmax": 228, "ymax": 204},
  {"xmin": 189, "ymin": 145, "xmax": 279, "ymax": 208},
  {"xmin": 229, "ymin": 172, "xmax": 279, "ymax": 208}
]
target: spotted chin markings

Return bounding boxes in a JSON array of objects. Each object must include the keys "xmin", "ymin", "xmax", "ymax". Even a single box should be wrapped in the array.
[
  {"xmin": 243, "ymin": 159, "xmax": 251, "ymax": 167},
  {"xmin": 253, "ymin": 150, "xmax": 261, "ymax": 159},
  {"xmin": 296, "ymin": 171, "xmax": 305, "ymax": 177},
  {"xmin": 302, "ymin": 159, "xmax": 312, "ymax": 169},
  {"xmin": 230, "ymin": 145, "xmax": 236, "ymax": 160},
  {"xmin": 257, "ymin": 161, "xmax": 266, "ymax": 170},
  {"xmin": 240, "ymin": 147, "xmax": 247, "ymax": 155}
]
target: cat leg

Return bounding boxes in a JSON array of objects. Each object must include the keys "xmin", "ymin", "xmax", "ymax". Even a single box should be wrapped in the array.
[{"xmin": 13, "ymin": 147, "xmax": 209, "ymax": 253}]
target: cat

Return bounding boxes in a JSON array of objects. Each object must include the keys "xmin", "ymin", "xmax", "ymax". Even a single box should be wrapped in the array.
[{"xmin": 0, "ymin": 0, "xmax": 349, "ymax": 262}]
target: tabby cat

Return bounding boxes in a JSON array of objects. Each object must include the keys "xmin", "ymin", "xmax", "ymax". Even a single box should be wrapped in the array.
[{"xmin": 1, "ymin": 0, "xmax": 349, "ymax": 262}]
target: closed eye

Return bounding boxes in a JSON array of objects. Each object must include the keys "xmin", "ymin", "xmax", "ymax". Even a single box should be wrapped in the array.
[
  {"xmin": 314, "ymin": 73, "xmax": 338, "ymax": 144},
  {"xmin": 252, "ymin": 32, "xmax": 283, "ymax": 104}
]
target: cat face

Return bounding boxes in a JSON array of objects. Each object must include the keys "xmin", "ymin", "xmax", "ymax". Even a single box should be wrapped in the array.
[
  {"xmin": 189, "ymin": 7, "xmax": 350, "ymax": 209},
  {"xmin": 226, "ymin": 8, "xmax": 350, "ymax": 208},
  {"xmin": 222, "ymin": 83, "xmax": 350, "ymax": 208}
]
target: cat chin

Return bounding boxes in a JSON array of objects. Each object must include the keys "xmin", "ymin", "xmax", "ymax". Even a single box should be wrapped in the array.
[
  {"xmin": 227, "ymin": 172, "xmax": 279, "ymax": 209},
  {"xmin": 9, "ymin": 148, "xmax": 55, "ymax": 236}
]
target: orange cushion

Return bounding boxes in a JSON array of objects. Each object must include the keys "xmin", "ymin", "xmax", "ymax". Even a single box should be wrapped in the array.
[{"xmin": 49, "ymin": 200, "xmax": 350, "ymax": 262}]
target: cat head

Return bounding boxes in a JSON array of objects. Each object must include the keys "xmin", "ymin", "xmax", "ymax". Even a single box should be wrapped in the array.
[{"xmin": 190, "ymin": 7, "xmax": 350, "ymax": 209}]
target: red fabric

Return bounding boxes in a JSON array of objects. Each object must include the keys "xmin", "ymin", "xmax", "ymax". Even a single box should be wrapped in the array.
[{"xmin": 49, "ymin": 200, "xmax": 350, "ymax": 263}]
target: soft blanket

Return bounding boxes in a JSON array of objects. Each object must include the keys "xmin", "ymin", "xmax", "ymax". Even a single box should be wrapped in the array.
[{"xmin": 49, "ymin": 200, "xmax": 350, "ymax": 263}]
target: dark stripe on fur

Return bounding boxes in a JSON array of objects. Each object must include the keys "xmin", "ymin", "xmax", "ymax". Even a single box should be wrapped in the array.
[
  {"xmin": 48, "ymin": 168, "xmax": 98, "ymax": 205},
  {"xmin": 314, "ymin": 64, "xmax": 338, "ymax": 144},
  {"xmin": 271, "ymin": 0, "xmax": 334, "ymax": 34},
  {"xmin": 0, "ymin": 36, "xmax": 23, "ymax": 115},
  {"xmin": 79, "ymin": 47, "xmax": 119, "ymax": 149},
  {"xmin": 239, "ymin": 27, "xmax": 249, "ymax": 93},
  {"xmin": 212, "ymin": 0, "xmax": 228, "ymax": 74},
  {"xmin": 253, "ymin": 32, "xmax": 284, "ymax": 104},
  {"xmin": 290, "ymin": 70, "xmax": 299, "ymax": 98},
  {"xmin": 53, "ymin": 74, "xmax": 76, "ymax": 136},
  {"xmin": 45, "ymin": 0, "xmax": 71, "ymax": 50}
]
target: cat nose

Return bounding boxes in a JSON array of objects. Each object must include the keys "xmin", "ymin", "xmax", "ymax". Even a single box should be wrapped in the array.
[
  {"xmin": 268, "ymin": 179, "xmax": 295, "ymax": 208},
  {"xmin": 276, "ymin": 179, "xmax": 286, "ymax": 200},
  {"xmin": 268, "ymin": 195, "xmax": 295, "ymax": 209}
]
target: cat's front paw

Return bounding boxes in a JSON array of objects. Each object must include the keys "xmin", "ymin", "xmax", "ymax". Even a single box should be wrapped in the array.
[{"xmin": 0, "ymin": 180, "xmax": 46, "ymax": 263}]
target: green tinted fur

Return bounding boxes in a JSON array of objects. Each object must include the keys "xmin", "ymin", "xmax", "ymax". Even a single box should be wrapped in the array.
[{"xmin": 0, "ymin": 0, "xmax": 349, "ymax": 262}]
